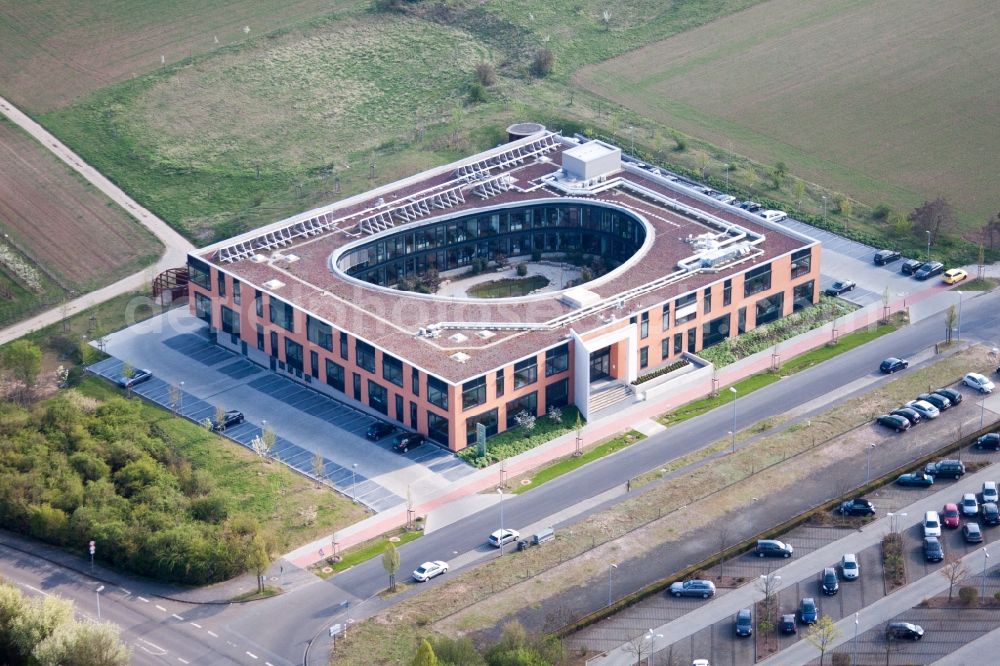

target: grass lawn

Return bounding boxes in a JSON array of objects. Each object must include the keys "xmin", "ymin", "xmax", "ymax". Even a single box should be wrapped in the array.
[
  {"xmin": 510, "ymin": 430, "xmax": 645, "ymax": 495},
  {"xmin": 312, "ymin": 528, "xmax": 422, "ymax": 578},
  {"xmin": 953, "ymin": 278, "xmax": 999, "ymax": 292},
  {"xmin": 77, "ymin": 377, "xmax": 368, "ymax": 552},
  {"xmin": 778, "ymin": 320, "xmax": 899, "ymax": 375},
  {"xmin": 658, "ymin": 373, "xmax": 780, "ymax": 427},
  {"xmin": 466, "ymin": 275, "xmax": 549, "ymax": 298}
]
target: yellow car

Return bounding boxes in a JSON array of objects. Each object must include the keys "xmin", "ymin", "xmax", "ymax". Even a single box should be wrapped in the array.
[{"xmin": 942, "ymin": 268, "xmax": 967, "ymax": 284}]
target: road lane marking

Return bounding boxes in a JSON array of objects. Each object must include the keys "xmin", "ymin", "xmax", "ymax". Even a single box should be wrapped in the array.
[
  {"xmin": 207, "ymin": 631, "xmax": 219, "ymax": 638},
  {"xmin": 24, "ymin": 584, "xmax": 50, "ymax": 597},
  {"xmin": 155, "ymin": 605, "xmax": 167, "ymax": 612},
  {"xmin": 246, "ymin": 651, "xmax": 259, "ymax": 659},
  {"xmin": 171, "ymin": 614, "xmax": 185, "ymax": 621},
  {"xmin": 177, "ymin": 659, "xmax": 189, "ymax": 664},
  {"xmin": 138, "ymin": 596, "xmax": 149, "ymax": 603},
  {"xmin": 189, "ymin": 622, "xmax": 201, "ymax": 629},
  {"xmin": 137, "ymin": 638, "xmax": 168, "ymax": 656},
  {"xmin": 266, "ymin": 662, "xmax": 275, "ymax": 666}
]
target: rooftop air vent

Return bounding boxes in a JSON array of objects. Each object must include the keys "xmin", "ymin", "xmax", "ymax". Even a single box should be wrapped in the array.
[
  {"xmin": 476, "ymin": 330, "xmax": 495, "ymax": 340},
  {"xmin": 263, "ymin": 279, "xmax": 285, "ymax": 290},
  {"xmin": 250, "ymin": 254, "xmax": 268, "ymax": 263},
  {"xmin": 450, "ymin": 352, "xmax": 471, "ymax": 363},
  {"xmin": 449, "ymin": 333, "xmax": 469, "ymax": 343},
  {"xmin": 283, "ymin": 253, "xmax": 300, "ymax": 263}
]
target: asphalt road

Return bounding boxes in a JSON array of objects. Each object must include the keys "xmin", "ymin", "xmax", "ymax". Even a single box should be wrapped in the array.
[{"xmin": 229, "ymin": 290, "xmax": 1000, "ymax": 664}]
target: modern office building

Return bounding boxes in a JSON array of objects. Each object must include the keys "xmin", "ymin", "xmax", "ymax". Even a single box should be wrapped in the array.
[{"xmin": 188, "ymin": 127, "xmax": 820, "ymax": 451}]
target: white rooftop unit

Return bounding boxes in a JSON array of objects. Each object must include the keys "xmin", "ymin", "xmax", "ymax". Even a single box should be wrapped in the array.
[
  {"xmin": 560, "ymin": 287, "xmax": 603, "ymax": 310},
  {"xmin": 562, "ymin": 140, "xmax": 621, "ymax": 182}
]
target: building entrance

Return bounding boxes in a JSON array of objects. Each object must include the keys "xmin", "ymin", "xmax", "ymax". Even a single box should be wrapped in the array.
[{"xmin": 589, "ymin": 346, "xmax": 612, "ymax": 382}]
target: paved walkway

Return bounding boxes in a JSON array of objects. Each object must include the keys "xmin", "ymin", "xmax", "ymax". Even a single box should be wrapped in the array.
[
  {"xmin": 0, "ymin": 95, "xmax": 193, "ymax": 346},
  {"xmin": 932, "ymin": 625, "xmax": 1000, "ymax": 665},
  {"xmin": 592, "ymin": 462, "xmax": 1000, "ymax": 665}
]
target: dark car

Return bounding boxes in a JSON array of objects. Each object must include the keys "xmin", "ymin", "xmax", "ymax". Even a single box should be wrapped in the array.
[
  {"xmin": 366, "ymin": 421, "xmax": 396, "ymax": 441},
  {"xmin": 739, "ymin": 201, "xmax": 762, "ymax": 212},
  {"xmin": 901, "ymin": 259, "xmax": 924, "ymax": 275},
  {"xmin": 211, "ymin": 410, "xmax": 244, "ymax": 431},
  {"xmin": 735, "ymin": 608, "xmax": 753, "ymax": 637},
  {"xmin": 918, "ymin": 392, "xmax": 952, "ymax": 411},
  {"xmin": 982, "ymin": 502, "xmax": 1000, "ymax": 525},
  {"xmin": 838, "ymin": 498, "xmax": 876, "ymax": 516},
  {"xmin": 874, "ymin": 249, "xmax": 902, "ymax": 265},
  {"xmin": 879, "ymin": 357, "xmax": 909, "ymax": 374},
  {"xmin": 780, "ymin": 614, "xmax": 797, "ymax": 634},
  {"xmin": 799, "ymin": 597, "xmax": 818, "ymax": 624},
  {"xmin": 117, "ymin": 368, "xmax": 152, "ymax": 388},
  {"xmin": 821, "ymin": 567, "xmax": 839, "ymax": 595},
  {"xmin": 914, "ymin": 261, "xmax": 944, "ymax": 280},
  {"xmin": 975, "ymin": 433, "xmax": 1000, "ymax": 450},
  {"xmin": 934, "ymin": 387, "xmax": 963, "ymax": 406},
  {"xmin": 924, "ymin": 459, "xmax": 965, "ymax": 479},
  {"xmin": 876, "ymin": 414, "xmax": 910, "ymax": 432},
  {"xmin": 392, "ymin": 432, "xmax": 426, "ymax": 453},
  {"xmin": 897, "ymin": 472, "xmax": 934, "ymax": 487},
  {"xmin": 963, "ymin": 523, "xmax": 984, "ymax": 543},
  {"xmin": 890, "ymin": 407, "xmax": 921, "ymax": 426},
  {"xmin": 669, "ymin": 579, "xmax": 716, "ymax": 598},
  {"xmin": 924, "ymin": 536, "xmax": 944, "ymax": 562},
  {"xmin": 756, "ymin": 539, "xmax": 793, "ymax": 558},
  {"xmin": 887, "ymin": 622, "xmax": 924, "ymax": 640},
  {"xmin": 824, "ymin": 280, "xmax": 857, "ymax": 296}
]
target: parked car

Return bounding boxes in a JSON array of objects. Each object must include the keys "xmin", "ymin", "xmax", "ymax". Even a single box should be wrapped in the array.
[
  {"xmin": 964, "ymin": 372, "xmax": 995, "ymax": 394},
  {"xmin": 963, "ymin": 523, "xmax": 984, "ymax": 543},
  {"xmin": 799, "ymin": 597, "xmax": 818, "ymax": 624},
  {"xmin": 758, "ymin": 209, "xmax": 788, "ymax": 223},
  {"xmin": 117, "ymin": 368, "xmax": 152, "ymax": 389},
  {"xmin": 876, "ymin": 414, "xmax": 910, "ymax": 432},
  {"xmin": 780, "ymin": 614, "xmax": 798, "ymax": 634},
  {"xmin": 821, "ymin": 567, "xmax": 839, "ymax": 595},
  {"xmin": 669, "ymin": 579, "xmax": 716, "ymax": 599},
  {"xmin": 366, "ymin": 421, "xmax": 396, "ymax": 441},
  {"xmin": 838, "ymin": 498, "xmax": 876, "ymax": 516},
  {"xmin": 900, "ymin": 259, "xmax": 924, "ymax": 275},
  {"xmin": 412, "ymin": 560, "xmax": 448, "ymax": 582},
  {"xmin": 941, "ymin": 503, "xmax": 961, "ymax": 529},
  {"xmin": 905, "ymin": 399, "xmax": 940, "ymax": 420},
  {"xmin": 887, "ymin": 622, "xmax": 924, "ymax": 640},
  {"xmin": 890, "ymin": 407, "xmax": 921, "ymax": 426},
  {"xmin": 943, "ymin": 268, "xmax": 968, "ymax": 284},
  {"xmin": 487, "ymin": 529, "xmax": 520, "ymax": 547},
  {"xmin": 739, "ymin": 201, "xmax": 762, "ymax": 212},
  {"xmin": 924, "ymin": 536, "xmax": 944, "ymax": 562},
  {"xmin": 824, "ymin": 280, "xmax": 857, "ymax": 296},
  {"xmin": 924, "ymin": 459, "xmax": 966, "ymax": 479},
  {"xmin": 923, "ymin": 510, "xmax": 942, "ymax": 538},
  {"xmin": 917, "ymin": 392, "xmax": 952, "ymax": 411},
  {"xmin": 974, "ymin": 433, "xmax": 1000, "ymax": 450},
  {"xmin": 914, "ymin": 261, "xmax": 944, "ymax": 280},
  {"xmin": 983, "ymin": 481, "xmax": 999, "ymax": 504},
  {"xmin": 755, "ymin": 539, "xmax": 794, "ymax": 558},
  {"xmin": 873, "ymin": 249, "xmax": 902, "ymax": 265},
  {"xmin": 934, "ymin": 387, "xmax": 963, "ymax": 405},
  {"xmin": 392, "ymin": 432, "xmax": 426, "ymax": 453},
  {"xmin": 879, "ymin": 357, "xmax": 909, "ymax": 374},
  {"xmin": 735, "ymin": 608, "xmax": 753, "ymax": 637},
  {"xmin": 896, "ymin": 472, "xmax": 934, "ymax": 487},
  {"xmin": 961, "ymin": 493, "xmax": 979, "ymax": 517},
  {"xmin": 841, "ymin": 553, "xmax": 859, "ymax": 580},
  {"xmin": 982, "ymin": 502, "xmax": 1000, "ymax": 525},
  {"xmin": 211, "ymin": 409, "xmax": 245, "ymax": 431}
]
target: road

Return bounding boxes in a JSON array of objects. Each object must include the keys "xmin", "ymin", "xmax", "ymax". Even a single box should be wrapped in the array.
[{"xmin": 0, "ymin": 95, "xmax": 193, "ymax": 346}]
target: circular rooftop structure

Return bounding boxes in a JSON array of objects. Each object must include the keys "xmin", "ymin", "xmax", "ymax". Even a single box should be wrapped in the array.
[{"xmin": 506, "ymin": 122, "xmax": 546, "ymax": 142}]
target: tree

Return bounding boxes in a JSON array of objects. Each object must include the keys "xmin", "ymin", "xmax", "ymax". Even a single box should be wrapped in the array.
[
  {"xmin": 250, "ymin": 435, "xmax": 272, "ymax": 465},
  {"xmin": 2, "ymin": 339, "xmax": 42, "ymax": 403},
  {"xmin": 945, "ymin": 304, "xmax": 957, "ymax": 343},
  {"xmin": 794, "ymin": 179, "xmax": 806, "ymax": 204},
  {"xmin": 770, "ymin": 161, "xmax": 788, "ymax": 189},
  {"xmin": 169, "ymin": 383, "xmax": 182, "ymax": 415},
  {"xmin": 744, "ymin": 164, "xmax": 758, "ymax": 194},
  {"xmin": 383, "ymin": 542, "xmax": 400, "ymax": 592},
  {"xmin": 412, "ymin": 639, "xmax": 439, "ymax": 666},
  {"xmin": 621, "ymin": 632, "xmax": 648, "ymax": 665},
  {"xmin": 120, "ymin": 362, "xmax": 135, "ymax": 397},
  {"xmin": 910, "ymin": 197, "xmax": 956, "ymax": 245},
  {"xmin": 514, "ymin": 410, "xmax": 536, "ymax": 438},
  {"xmin": 939, "ymin": 554, "xmax": 969, "ymax": 600},
  {"xmin": 530, "ymin": 48, "xmax": 554, "ymax": 77},
  {"xmin": 474, "ymin": 62, "xmax": 497, "ymax": 87},
  {"xmin": 312, "ymin": 453, "xmax": 325, "ymax": 488},
  {"xmin": 214, "ymin": 405, "xmax": 227, "ymax": 431},
  {"xmin": 431, "ymin": 636, "xmax": 484, "ymax": 666},
  {"xmin": 804, "ymin": 615, "xmax": 840, "ymax": 666},
  {"xmin": 33, "ymin": 621, "xmax": 131, "ymax": 666},
  {"xmin": 247, "ymin": 534, "xmax": 270, "ymax": 594},
  {"xmin": 889, "ymin": 211, "xmax": 913, "ymax": 237}
]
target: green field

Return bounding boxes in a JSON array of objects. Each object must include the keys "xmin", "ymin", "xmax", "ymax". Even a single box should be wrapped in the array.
[{"xmin": 576, "ymin": 0, "xmax": 1000, "ymax": 228}]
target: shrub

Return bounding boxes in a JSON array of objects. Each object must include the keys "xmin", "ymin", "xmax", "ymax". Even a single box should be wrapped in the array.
[
  {"xmin": 671, "ymin": 130, "xmax": 687, "ymax": 152},
  {"xmin": 632, "ymin": 359, "xmax": 690, "ymax": 385},
  {"xmin": 959, "ymin": 586, "xmax": 978, "ymax": 605},
  {"xmin": 468, "ymin": 82, "xmax": 487, "ymax": 104},
  {"xmin": 474, "ymin": 62, "xmax": 497, "ymax": 87},
  {"xmin": 872, "ymin": 204, "xmax": 892, "ymax": 221},
  {"xmin": 831, "ymin": 653, "xmax": 851, "ymax": 666},
  {"xmin": 457, "ymin": 407, "xmax": 582, "ymax": 467},
  {"xmin": 516, "ymin": 263, "xmax": 528, "ymax": 277},
  {"xmin": 531, "ymin": 48, "xmax": 554, "ymax": 77}
]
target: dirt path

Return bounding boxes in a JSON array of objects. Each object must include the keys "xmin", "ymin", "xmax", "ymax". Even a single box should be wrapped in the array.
[{"xmin": 0, "ymin": 95, "xmax": 194, "ymax": 345}]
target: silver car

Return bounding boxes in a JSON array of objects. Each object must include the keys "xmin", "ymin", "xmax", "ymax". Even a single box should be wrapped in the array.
[
  {"xmin": 841, "ymin": 553, "xmax": 859, "ymax": 580},
  {"xmin": 906, "ymin": 399, "xmax": 940, "ymax": 419},
  {"xmin": 669, "ymin": 579, "xmax": 716, "ymax": 598}
]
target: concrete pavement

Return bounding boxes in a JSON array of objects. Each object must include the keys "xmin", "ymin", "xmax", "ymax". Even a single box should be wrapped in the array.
[
  {"xmin": 592, "ymin": 462, "xmax": 1000, "ymax": 665},
  {"xmin": 0, "ymin": 95, "xmax": 193, "ymax": 346},
  {"xmin": 932, "ymin": 624, "xmax": 1000, "ymax": 665}
]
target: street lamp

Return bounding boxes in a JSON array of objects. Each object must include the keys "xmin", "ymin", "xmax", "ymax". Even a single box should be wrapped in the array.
[
  {"xmin": 178, "ymin": 381, "xmax": 184, "ymax": 414},
  {"xmin": 730, "ymin": 387, "xmax": 738, "ymax": 454},
  {"xmin": 866, "ymin": 443, "xmax": 876, "ymax": 485},
  {"xmin": 852, "ymin": 611, "xmax": 860, "ymax": 663},
  {"xmin": 982, "ymin": 548, "xmax": 991, "ymax": 600},
  {"xmin": 822, "ymin": 195, "xmax": 827, "ymax": 222},
  {"xmin": 926, "ymin": 230, "xmax": 931, "ymax": 261},
  {"xmin": 608, "ymin": 563, "xmax": 618, "ymax": 605},
  {"xmin": 497, "ymin": 487, "xmax": 506, "ymax": 556},
  {"xmin": 648, "ymin": 630, "xmax": 663, "ymax": 666},
  {"xmin": 749, "ymin": 497, "xmax": 759, "ymax": 537},
  {"xmin": 351, "ymin": 463, "xmax": 358, "ymax": 503},
  {"xmin": 95, "ymin": 585, "xmax": 104, "ymax": 620}
]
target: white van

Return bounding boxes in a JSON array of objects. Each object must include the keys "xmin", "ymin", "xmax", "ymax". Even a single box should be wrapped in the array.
[
  {"xmin": 923, "ymin": 510, "xmax": 941, "ymax": 537},
  {"xmin": 758, "ymin": 209, "xmax": 788, "ymax": 223}
]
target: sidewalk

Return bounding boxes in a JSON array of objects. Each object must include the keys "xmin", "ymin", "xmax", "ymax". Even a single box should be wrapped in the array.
[{"xmin": 592, "ymin": 462, "xmax": 1000, "ymax": 665}]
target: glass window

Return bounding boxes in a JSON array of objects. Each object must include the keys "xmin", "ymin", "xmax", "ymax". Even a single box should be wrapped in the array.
[
  {"xmin": 188, "ymin": 257, "xmax": 211, "ymax": 289},
  {"xmin": 505, "ymin": 392, "xmax": 538, "ymax": 428},
  {"xmin": 383, "ymin": 354, "xmax": 404, "ymax": 387},
  {"xmin": 793, "ymin": 280, "xmax": 815, "ymax": 311},
  {"xmin": 306, "ymin": 316, "xmax": 333, "ymax": 351},
  {"xmin": 640, "ymin": 311, "xmax": 649, "ymax": 339},
  {"xmin": 256, "ymin": 324, "xmax": 264, "ymax": 351},
  {"xmin": 395, "ymin": 394, "xmax": 404, "ymax": 423},
  {"xmin": 268, "ymin": 297, "xmax": 295, "ymax": 332},
  {"xmin": 702, "ymin": 314, "xmax": 732, "ymax": 348},
  {"xmin": 412, "ymin": 368, "xmax": 420, "ymax": 396},
  {"xmin": 255, "ymin": 289, "xmax": 263, "ymax": 317},
  {"xmin": 545, "ymin": 379, "xmax": 569, "ymax": 409},
  {"xmin": 687, "ymin": 327, "xmax": 697, "ymax": 354},
  {"xmin": 723, "ymin": 279, "xmax": 732, "ymax": 306},
  {"xmin": 427, "ymin": 411, "xmax": 449, "ymax": 447},
  {"xmin": 738, "ymin": 307, "xmax": 747, "ymax": 334},
  {"xmin": 639, "ymin": 346, "xmax": 649, "ymax": 369},
  {"xmin": 791, "ymin": 248, "xmax": 812, "ymax": 279},
  {"xmin": 221, "ymin": 305, "xmax": 240, "ymax": 335},
  {"xmin": 309, "ymin": 350, "xmax": 319, "ymax": 378},
  {"xmin": 352, "ymin": 373, "xmax": 361, "ymax": 400},
  {"xmin": 325, "ymin": 359, "xmax": 345, "ymax": 392},
  {"xmin": 496, "ymin": 370, "xmax": 505, "ymax": 397},
  {"xmin": 269, "ymin": 331, "xmax": 278, "ymax": 358},
  {"xmin": 673, "ymin": 332, "xmax": 683, "ymax": 355},
  {"xmin": 703, "ymin": 287, "xmax": 712, "ymax": 314},
  {"xmin": 674, "ymin": 292, "xmax": 698, "ymax": 326},
  {"xmin": 194, "ymin": 292, "xmax": 212, "ymax": 323},
  {"xmin": 233, "ymin": 280, "xmax": 241, "ymax": 305},
  {"xmin": 661, "ymin": 337, "xmax": 670, "ymax": 360},
  {"xmin": 755, "ymin": 292, "xmax": 784, "ymax": 325},
  {"xmin": 662, "ymin": 303, "xmax": 670, "ymax": 332},
  {"xmin": 340, "ymin": 331, "xmax": 348, "ymax": 360},
  {"xmin": 744, "ymin": 263, "xmax": 772, "ymax": 296},
  {"xmin": 466, "ymin": 408, "xmax": 498, "ymax": 445},
  {"xmin": 545, "ymin": 344, "xmax": 569, "ymax": 377},
  {"xmin": 355, "ymin": 340, "xmax": 376, "ymax": 373},
  {"xmin": 284, "ymin": 338, "xmax": 304, "ymax": 372},
  {"xmin": 368, "ymin": 380, "xmax": 388, "ymax": 415},
  {"xmin": 217, "ymin": 271, "xmax": 226, "ymax": 297},
  {"xmin": 428, "ymin": 376, "xmax": 449, "ymax": 410},
  {"xmin": 514, "ymin": 356, "xmax": 538, "ymax": 388},
  {"xmin": 462, "ymin": 376, "xmax": 487, "ymax": 411}
]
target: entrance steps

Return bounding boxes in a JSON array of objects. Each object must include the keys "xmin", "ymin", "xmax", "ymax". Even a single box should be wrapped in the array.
[{"xmin": 589, "ymin": 382, "xmax": 634, "ymax": 414}]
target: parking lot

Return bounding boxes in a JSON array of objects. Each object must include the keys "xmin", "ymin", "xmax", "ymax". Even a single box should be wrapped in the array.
[{"xmin": 92, "ymin": 309, "xmax": 475, "ymax": 512}]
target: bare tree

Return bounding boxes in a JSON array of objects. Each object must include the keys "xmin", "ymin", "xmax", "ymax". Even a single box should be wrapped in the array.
[
  {"xmin": 910, "ymin": 197, "xmax": 956, "ymax": 245},
  {"xmin": 939, "ymin": 554, "xmax": 969, "ymax": 600},
  {"xmin": 214, "ymin": 405, "xmax": 227, "ymax": 432},
  {"xmin": 756, "ymin": 569, "xmax": 781, "ymax": 626},
  {"xmin": 945, "ymin": 304, "xmax": 958, "ymax": 343},
  {"xmin": 622, "ymin": 632, "xmax": 648, "ymax": 665},
  {"xmin": 312, "ymin": 453, "xmax": 325, "ymax": 487},
  {"xmin": 804, "ymin": 616, "xmax": 840, "ymax": 666},
  {"xmin": 715, "ymin": 521, "xmax": 733, "ymax": 576},
  {"xmin": 250, "ymin": 434, "xmax": 273, "ymax": 465},
  {"xmin": 382, "ymin": 543, "xmax": 400, "ymax": 592},
  {"xmin": 169, "ymin": 384, "xmax": 182, "ymax": 415}
]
